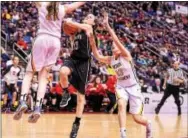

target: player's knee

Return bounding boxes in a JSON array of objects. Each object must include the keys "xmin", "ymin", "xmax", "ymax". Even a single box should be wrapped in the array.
[
  {"xmin": 77, "ymin": 95, "xmax": 85, "ymax": 105},
  {"xmin": 60, "ymin": 67, "xmax": 70, "ymax": 77},
  {"xmin": 118, "ymin": 100, "xmax": 125, "ymax": 112}
]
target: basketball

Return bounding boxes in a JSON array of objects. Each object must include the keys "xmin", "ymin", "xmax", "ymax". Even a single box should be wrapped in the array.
[{"xmin": 63, "ymin": 21, "xmax": 78, "ymax": 36}]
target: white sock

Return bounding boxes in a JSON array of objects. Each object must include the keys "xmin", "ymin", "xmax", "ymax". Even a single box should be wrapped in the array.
[
  {"xmin": 20, "ymin": 72, "xmax": 33, "ymax": 101},
  {"xmin": 120, "ymin": 127, "xmax": 126, "ymax": 138},
  {"xmin": 36, "ymin": 69, "xmax": 48, "ymax": 107},
  {"xmin": 35, "ymin": 99, "xmax": 43, "ymax": 107}
]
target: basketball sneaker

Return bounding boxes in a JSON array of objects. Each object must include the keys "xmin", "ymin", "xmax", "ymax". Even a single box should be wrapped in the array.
[
  {"xmin": 28, "ymin": 106, "xmax": 41, "ymax": 123},
  {"xmin": 120, "ymin": 129, "xmax": 126, "ymax": 138},
  {"xmin": 13, "ymin": 100, "xmax": 28, "ymax": 120},
  {"xmin": 60, "ymin": 89, "xmax": 71, "ymax": 107},
  {"xmin": 70, "ymin": 123, "xmax": 80, "ymax": 138}
]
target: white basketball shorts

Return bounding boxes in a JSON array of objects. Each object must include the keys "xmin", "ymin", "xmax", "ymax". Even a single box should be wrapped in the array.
[{"xmin": 116, "ymin": 84, "xmax": 144, "ymax": 115}]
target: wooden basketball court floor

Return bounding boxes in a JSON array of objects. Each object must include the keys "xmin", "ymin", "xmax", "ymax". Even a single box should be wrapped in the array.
[{"xmin": 2, "ymin": 113, "xmax": 188, "ymax": 138}]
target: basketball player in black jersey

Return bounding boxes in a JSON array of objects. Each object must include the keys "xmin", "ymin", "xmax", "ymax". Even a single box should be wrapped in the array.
[{"xmin": 59, "ymin": 14, "xmax": 107, "ymax": 138}]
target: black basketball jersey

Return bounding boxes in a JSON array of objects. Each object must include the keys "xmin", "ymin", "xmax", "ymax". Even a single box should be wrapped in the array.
[{"xmin": 71, "ymin": 30, "xmax": 91, "ymax": 60}]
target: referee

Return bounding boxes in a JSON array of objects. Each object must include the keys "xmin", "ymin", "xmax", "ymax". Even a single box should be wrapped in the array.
[{"xmin": 155, "ymin": 61, "xmax": 186, "ymax": 115}]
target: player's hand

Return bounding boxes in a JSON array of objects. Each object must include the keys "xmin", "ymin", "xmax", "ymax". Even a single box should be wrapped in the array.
[
  {"xmin": 176, "ymin": 78, "xmax": 184, "ymax": 83},
  {"xmin": 64, "ymin": 18, "xmax": 72, "ymax": 23}
]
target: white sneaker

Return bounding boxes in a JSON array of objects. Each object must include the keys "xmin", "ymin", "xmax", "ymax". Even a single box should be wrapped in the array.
[{"xmin": 28, "ymin": 106, "xmax": 41, "ymax": 123}]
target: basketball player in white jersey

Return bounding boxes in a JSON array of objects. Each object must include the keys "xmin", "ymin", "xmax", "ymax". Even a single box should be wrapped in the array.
[
  {"xmin": 89, "ymin": 12, "xmax": 152, "ymax": 138},
  {"xmin": 13, "ymin": 2, "xmax": 86, "ymax": 123}
]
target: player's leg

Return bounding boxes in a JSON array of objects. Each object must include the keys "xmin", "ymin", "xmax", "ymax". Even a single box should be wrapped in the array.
[
  {"xmin": 10, "ymin": 92, "xmax": 17, "ymax": 111},
  {"xmin": 10, "ymin": 84, "xmax": 18, "ymax": 111},
  {"xmin": 155, "ymin": 85, "xmax": 171, "ymax": 114},
  {"xmin": 118, "ymin": 98, "xmax": 127, "ymax": 138},
  {"xmin": 2, "ymin": 82, "xmax": 9, "ymax": 111},
  {"xmin": 132, "ymin": 114, "xmax": 152, "ymax": 138},
  {"xmin": 20, "ymin": 72, "xmax": 34, "ymax": 101},
  {"xmin": 60, "ymin": 66, "xmax": 71, "ymax": 88},
  {"xmin": 75, "ymin": 92, "xmax": 85, "ymax": 118},
  {"xmin": 70, "ymin": 80, "xmax": 86, "ymax": 138},
  {"xmin": 28, "ymin": 35, "xmax": 61, "ymax": 123},
  {"xmin": 70, "ymin": 88, "xmax": 86, "ymax": 138},
  {"xmin": 13, "ymin": 71, "xmax": 34, "ymax": 120},
  {"xmin": 11, "ymin": 91, "xmax": 17, "ymax": 107},
  {"xmin": 2, "ymin": 93, "xmax": 8, "ymax": 112},
  {"xmin": 59, "ymin": 66, "xmax": 72, "ymax": 107},
  {"xmin": 116, "ymin": 86, "xmax": 128, "ymax": 138},
  {"xmin": 171, "ymin": 87, "xmax": 181, "ymax": 115},
  {"xmin": 28, "ymin": 65, "xmax": 51, "ymax": 123},
  {"xmin": 129, "ymin": 93, "xmax": 152, "ymax": 138}
]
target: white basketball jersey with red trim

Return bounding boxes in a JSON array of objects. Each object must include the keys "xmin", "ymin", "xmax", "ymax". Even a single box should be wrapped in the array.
[
  {"xmin": 37, "ymin": 2, "xmax": 65, "ymax": 38},
  {"xmin": 111, "ymin": 56, "xmax": 139, "ymax": 88}
]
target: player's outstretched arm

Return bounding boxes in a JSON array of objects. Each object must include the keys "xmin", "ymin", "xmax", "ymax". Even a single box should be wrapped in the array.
[
  {"xmin": 64, "ymin": 19, "xmax": 91, "ymax": 34},
  {"xmin": 88, "ymin": 31, "xmax": 111, "ymax": 64},
  {"xmin": 103, "ymin": 12, "xmax": 132, "ymax": 61},
  {"xmin": 64, "ymin": 2, "xmax": 86, "ymax": 14}
]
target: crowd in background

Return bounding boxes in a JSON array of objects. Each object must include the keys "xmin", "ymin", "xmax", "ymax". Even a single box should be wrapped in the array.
[{"xmin": 1, "ymin": 2, "xmax": 188, "ymax": 113}]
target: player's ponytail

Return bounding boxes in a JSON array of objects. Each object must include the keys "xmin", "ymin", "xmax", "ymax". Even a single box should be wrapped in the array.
[{"xmin": 46, "ymin": 2, "xmax": 59, "ymax": 21}]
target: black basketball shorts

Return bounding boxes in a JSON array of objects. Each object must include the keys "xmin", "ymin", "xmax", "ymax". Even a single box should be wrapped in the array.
[
  {"xmin": 62, "ymin": 58, "xmax": 90, "ymax": 95},
  {"xmin": 4, "ymin": 82, "xmax": 17, "ymax": 94}
]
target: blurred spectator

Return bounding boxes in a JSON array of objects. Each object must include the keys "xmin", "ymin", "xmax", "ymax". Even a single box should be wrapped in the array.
[
  {"xmin": 105, "ymin": 75, "xmax": 117, "ymax": 113},
  {"xmin": 2, "ymin": 8, "xmax": 11, "ymax": 20},
  {"xmin": 140, "ymin": 79, "xmax": 148, "ymax": 93},
  {"xmin": 1, "ymin": 56, "xmax": 21, "ymax": 112},
  {"xmin": 86, "ymin": 76, "xmax": 106, "ymax": 112},
  {"xmin": 17, "ymin": 36, "xmax": 28, "ymax": 50},
  {"xmin": 12, "ymin": 10, "xmax": 19, "ymax": 23}
]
